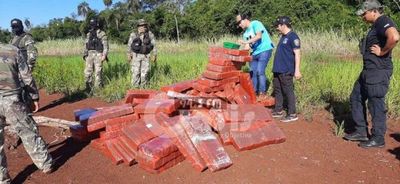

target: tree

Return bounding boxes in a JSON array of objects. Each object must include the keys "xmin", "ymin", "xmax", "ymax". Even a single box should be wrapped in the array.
[
  {"xmin": 103, "ymin": 0, "xmax": 113, "ymax": 8},
  {"xmin": 78, "ymin": 1, "xmax": 91, "ymax": 19},
  {"xmin": 163, "ymin": 0, "xmax": 192, "ymax": 43},
  {"xmin": 127, "ymin": 0, "xmax": 142, "ymax": 13}
]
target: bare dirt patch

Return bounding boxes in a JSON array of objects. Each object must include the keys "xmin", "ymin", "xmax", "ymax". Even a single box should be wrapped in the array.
[{"xmin": 5, "ymin": 90, "xmax": 399, "ymax": 184}]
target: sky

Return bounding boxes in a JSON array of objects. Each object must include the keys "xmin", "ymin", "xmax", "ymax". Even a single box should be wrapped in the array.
[{"xmin": 0, "ymin": 0, "xmax": 122, "ymax": 30}]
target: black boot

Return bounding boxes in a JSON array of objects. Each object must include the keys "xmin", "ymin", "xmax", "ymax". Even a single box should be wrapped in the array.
[
  {"xmin": 343, "ymin": 132, "xmax": 368, "ymax": 141},
  {"xmin": 358, "ymin": 136, "xmax": 385, "ymax": 148}
]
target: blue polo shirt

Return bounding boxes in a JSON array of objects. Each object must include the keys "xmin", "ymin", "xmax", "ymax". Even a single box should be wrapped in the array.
[
  {"xmin": 273, "ymin": 31, "xmax": 300, "ymax": 74},
  {"xmin": 242, "ymin": 20, "xmax": 274, "ymax": 56}
]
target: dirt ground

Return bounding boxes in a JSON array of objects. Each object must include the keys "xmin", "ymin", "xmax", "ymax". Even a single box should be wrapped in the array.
[{"xmin": 5, "ymin": 90, "xmax": 400, "ymax": 184}]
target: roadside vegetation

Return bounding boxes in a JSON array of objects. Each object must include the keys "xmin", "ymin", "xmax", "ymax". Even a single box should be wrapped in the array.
[{"xmin": 33, "ymin": 30, "xmax": 400, "ymax": 118}]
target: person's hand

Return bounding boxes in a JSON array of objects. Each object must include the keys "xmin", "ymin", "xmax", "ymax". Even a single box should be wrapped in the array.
[
  {"xmin": 127, "ymin": 53, "xmax": 132, "ymax": 62},
  {"xmin": 101, "ymin": 54, "xmax": 107, "ymax": 62},
  {"xmin": 294, "ymin": 71, "xmax": 302, "ymax": 80},
  {"xmin": 370, "ymin": 44, "xmax": 382, "ymax": 56},
  {"xmin": 32, "ymin": 101, "xmax": 39, "ymax": 113},
  {"xmin": 151, "ymin": 55, "xmax": 157, "ymax": 63},
  {"xmin": 237, "ymin": 39, "xmax": 246, "ymax": 45}
]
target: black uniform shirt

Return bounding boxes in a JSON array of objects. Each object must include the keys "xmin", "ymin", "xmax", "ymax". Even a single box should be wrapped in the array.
[{"xmin": 363, "ymin": 15, "xmax": 397, "ymax": 70}]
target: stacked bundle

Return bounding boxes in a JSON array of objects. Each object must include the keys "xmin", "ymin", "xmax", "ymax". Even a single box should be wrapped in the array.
[{"xmin": 69, "ymin": 47, "xmax": 285, "ymax": 174}]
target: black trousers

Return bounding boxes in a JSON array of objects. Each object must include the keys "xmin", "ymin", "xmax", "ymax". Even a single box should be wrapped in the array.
[
  {"xmin": 273, "ymin": 73, "xmax": 296, "ymax": 114},
  {"xmin": 350, "ymin": 69, "xmax": 392, "ymax": 140}
]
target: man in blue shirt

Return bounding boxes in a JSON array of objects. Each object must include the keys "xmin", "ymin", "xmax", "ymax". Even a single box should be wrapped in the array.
[
  {"xmin": 271, "ymin": 16, "xmax": 302, "ymax": 123},
  {"xmin": 344, "ymin": 0, "xmax": 399, "ymax": 148},
  {"xmin": 236, "ymin": 13, "xmax": 274, "ymax": 100}
]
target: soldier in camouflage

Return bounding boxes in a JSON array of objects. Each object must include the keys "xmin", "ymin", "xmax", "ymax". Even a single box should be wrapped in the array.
[
  {"xmin": 9, "ymin": 18, "xmax": 37, "ymax": 70},
  {"xmin": 127, "ymin": 19, "xmax": 157, "ymax": 87},
  {"xmin": 6, "ymin": 18, "xmax": 39, "ymax": 150},
  {"xmin": 0, "ymin": 43, "xmax": 53, "ymax": 184},
  {"xmin": 83, "ymin": 18, "xmax": 109, "ymax": 89}
]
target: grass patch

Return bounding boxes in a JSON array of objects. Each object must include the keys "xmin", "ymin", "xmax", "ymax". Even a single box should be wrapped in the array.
[{"xmin": 34, "ymin": 30, "xmax": 400, "ymax": 117}]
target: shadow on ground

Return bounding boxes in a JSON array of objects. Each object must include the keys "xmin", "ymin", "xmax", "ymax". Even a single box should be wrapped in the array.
[
  {"xmin": 38, "ymin": 90, "xmax": 89, "ymax": 112},
  {"xmin": 388, "ymin": 133, "xmax": 400, "ymax": 161},
  {"xmin": 323, "ymin": 94, "xmax": 354, "ymax": 134},
  {"xmin": 12, "ymin": 138, "xmax": 89, "ymax": 184}
]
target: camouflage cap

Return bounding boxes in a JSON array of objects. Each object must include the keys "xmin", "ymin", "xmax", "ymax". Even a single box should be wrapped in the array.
[
  {"xmin": 356, "ymin": 0, "xmax": 383, "ymax": 16},
  {"xmin": 137, "ymin": 19, "xmax": 148, "ymax": 27}
]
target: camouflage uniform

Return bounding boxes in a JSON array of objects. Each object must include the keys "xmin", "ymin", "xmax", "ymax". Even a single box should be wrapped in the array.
[
  {"xmin": 7, "ymin": 23, "xmax": 38, "ymax": 150},
  {"xmin": 127, "ymin": 20, "xmax": 157, "ymax": 87},
  {"xmin": 9, "ymin": 33, "xmax": 37, "ymax": 69},
  {"xmin": 0, "ymin": 44, "xmax": 53, "ymax": 184},
  {"xmin": 84, "ymin": 29, "xmax": 108, "ymax": 88}
]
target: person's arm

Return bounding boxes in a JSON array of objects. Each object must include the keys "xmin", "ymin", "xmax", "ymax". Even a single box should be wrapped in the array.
[
  {"xmin": 370, "ymin": 27, "xmax": 399, "ymax": 56},
  {"xmin": 18, "ymin": 52, "xmax": 40, "ymax": 112},
  {"xmin": 83, "ymin": 33, "xmax": 89, "ymax": 60},
  {"xmin": 24, "ymin": 35, "xmax": 38, "ymax": 68},
  {"xmin": 150, "ymin": 32, "xmax": 157, "ymax": 62},
  {"xmin": 100, "ymin": 30, "xmax": 108, "ymax": 61},
  {"xmin": 294, "ymin": 49, "xmax": 301, "ymax": 80}
]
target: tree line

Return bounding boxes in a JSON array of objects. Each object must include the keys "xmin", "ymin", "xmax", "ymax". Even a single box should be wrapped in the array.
[{"xmin": 0, "ymin": 0, "xmax": 399, "ymax": 44}]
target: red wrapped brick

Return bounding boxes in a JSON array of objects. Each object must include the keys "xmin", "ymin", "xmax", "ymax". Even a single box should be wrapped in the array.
[
  {"xmin": 90, "ymin": 138, "xmax": 105, "ymax": 151},
  {"xmin": 180, "ymin": 115, "xmax": 232, "ymax": 172},
  {"xmin": 239, "ymin": 72, "xmax": 256, "ymax": 103},
  {"xmin": 197, "ymin": 77, "xmax": 239, "ymax": 88},
  {"xmin": 138, "ymin": 150, "xmax": 182, "ymax": 170},
  {"xmin": 140, "ymin": 155, "xmax": 185, "ymax": 174},
  {"xmin": 209, "ymin": 47, "xmax": 249, "ymax": 56},
  {"xmin": 138, "ymin": 136, "xmax": 178, "ymax": 159},
  {"xmin": 208, "ymin": 57, "xmax": 233, "ymax": 66},
  {"xmin": 233, "ymin": 85, "xmax": 253, "ymax": 104},
  {"xmin": 124, "ymin": 89, "xmax": 158, "ymax": 104},
  {"xmin": 87, "ymin": 120, "xmax": 106, "ymax": 132},
  {"xmin": 88, "ymin": 104, "xmax": 134, "ymax": 126},
  {"xmin": 111, "ymin": 139, "xmax": 136, "ymax": 165},
  {"xmin": 161, "ymin": 80, "xmax": 195, "ymax": 93},
  {"xmin": 152, "ymin": 92, "xmax": 169, "ymax": 100},
  {"xmin": 156, "ymin": 113, "xmax": 207, "ymax": 172},
  {"xmin": 134, "ymin": 99, "xmax": 180, "ymax": 115},
  {"xmin": 100, "ymin": 130, "xmax": 123, "ymax": 140},
  {"xmin": 192, "ymin": 82, "xmax": 214, "ymax": 93},
  {"xmin": 223, "ymin": 104, "xmax": 272, "ymax": 122},
  {"xmin": 105, "ymin": 114, "xmax": 138, "ymax": 127},
  {"xmin": 217, "ymin": 120, "xmax": 268, "ymax": 146},
  {"xmin": 230, "ymin": 121, "xmax": 286, "ymax": 151},
  {"xmin": 230, "ymin": 55, "xmax": 252, "ymax": 62},
  {"xmin": 206, "ymin": 64, "xmax": 237, "ymax": 73},
  {"xmin": 105, "ymin": 114, "xmax": 138, "ymax": 132},
  {"xmin": 202, "ymin": 70, "xmax": 240, "ymax": 80},
  {"xmin": 121, "ymin": 120, "xmax": 161, "ymax": 151},
  {"xmin": 117, "ymin": 136, "xmax": 139, "ymax": 159},
  {"xmin": 192, "ymin": 110, "xmax": 220, "ymax": 131},
  {"xmin": 104, "ymin": 140, "xmax": 124, "ymax": 165},
  {"xmin": 218, "ymin": 127, "xmax": 232, "ymax": 145}
]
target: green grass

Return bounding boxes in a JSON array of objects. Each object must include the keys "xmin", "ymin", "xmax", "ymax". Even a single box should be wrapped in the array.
[
  {"xmin": 333, "ymin": 120, "xmax": 345, "ymax": 137},
  {"xmin": 34, "ymin": 31, "xmax": 400, "ymax": 118}
]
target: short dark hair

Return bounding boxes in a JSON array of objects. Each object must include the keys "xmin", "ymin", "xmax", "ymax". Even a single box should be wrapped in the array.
[{"xmin": 237, "ymin": 11, "xmax": 251, "ymax": 21}]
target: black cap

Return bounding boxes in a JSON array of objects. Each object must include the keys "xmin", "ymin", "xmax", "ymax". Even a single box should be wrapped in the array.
[{"xmin": 273, "ymin": 16, "xmax": 291, "ymax": 27}]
